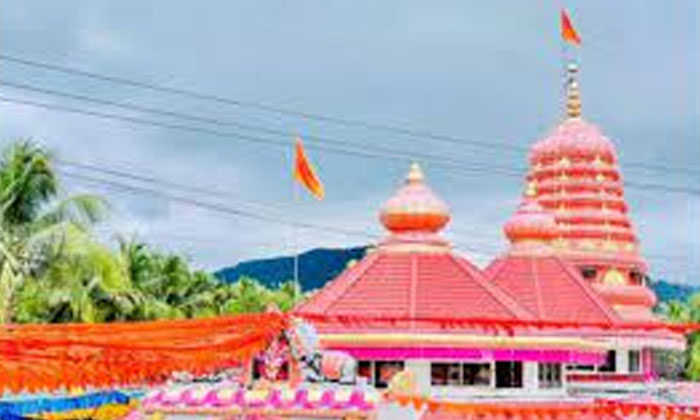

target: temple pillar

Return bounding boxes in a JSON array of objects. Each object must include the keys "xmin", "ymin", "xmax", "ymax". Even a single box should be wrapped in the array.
[
  {"xmin": 616, "ymin": 349, "xmax": 629, "ymax": 374},
  {"xmin": 642, "ymin": 348, "xmax": 656, "ymax": 379},
  {"xmin": 523, "ymin": 361, "xmax": 539, "ymax": 392}
]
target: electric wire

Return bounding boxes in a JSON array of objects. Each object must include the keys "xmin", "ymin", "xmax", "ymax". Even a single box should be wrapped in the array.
[
  {"xmin": 2, "ymin": 95, "xmax": 697, "ymax": 196},
  {"xmin": 2, "ymin": 53, "xmax": 697, "ymax": 176}
]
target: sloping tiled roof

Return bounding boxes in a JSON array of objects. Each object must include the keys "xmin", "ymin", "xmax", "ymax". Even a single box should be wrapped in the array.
[
  {"xmin": 486, "ymin": 254, "xmax": 620, "ymax": 325},
  {"xmin": 295, "ymin": 251, "xmax": 532, "ymax": 324}
]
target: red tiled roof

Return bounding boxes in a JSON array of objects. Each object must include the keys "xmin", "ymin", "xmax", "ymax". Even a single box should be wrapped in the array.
[
  {"xmin": 295, "ymin": 251, "xmax": 532, "ymax": 324},
  {"xmin": 486, "ymin": 254, "xmax": 620, "ymax": 325}
]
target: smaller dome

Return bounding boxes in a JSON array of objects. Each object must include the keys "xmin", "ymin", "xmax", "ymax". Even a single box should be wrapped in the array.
[
  {"xmin": 380, "ymin": 163, "xmax": 450, "ymax": 233},
  {"xmin": 504, "ymin": 196, "xmax": 559, "ymax": 243}
]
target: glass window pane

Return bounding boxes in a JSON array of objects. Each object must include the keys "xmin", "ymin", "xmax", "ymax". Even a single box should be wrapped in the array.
[
  {"xmin": 463, "ymin": 363, "xmax": 491, "ymax": 386},
  {"xmin": 598, "ymin": 350, "xmax": 616, "ymax": 372},
  {"xmin": 431, "ymin": 363, "xmax": 460, "ymax": 386},
  {"xmin": 375, "ymin": 361, "xmax": 404, "ymax": 388},
  {"xmin": 628, "ymin": 350, "xmax": 641, "ymax": 373},
  {"xmin": 495, "ymin": 361, "xmax": 522, "ymax": 388}
]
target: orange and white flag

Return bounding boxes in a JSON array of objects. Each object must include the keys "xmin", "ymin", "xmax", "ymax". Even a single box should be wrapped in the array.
[
  {"xmin": 561, "ymin": 9, "xmax": 581, "ymax": 46},
  {"xmin": 293, "ymin": 137, "xmax": 325, "ymax": 200}
]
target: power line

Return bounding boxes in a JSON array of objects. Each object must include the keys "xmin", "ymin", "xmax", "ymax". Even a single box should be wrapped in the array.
[
  {"xmin": 60, "ymin": 169, "xmax": 382, "ymax": 240},
  {"xmin": 0, "ymin": 95, "xmax": 523, "ymax": 179},
  {"xmin": 0, "ymin": 79, "xmax": 522, "ymax": 175},
  {"xmin": 2, "ymin": 53, "xmax": 697, "ymax": 176},
  {"xmin": 58, "ymin": 158, "xmax": 502, "ymax": 243},
  {"xmin": 2, "ymin": 95, "xmax": 698, "ymax": 196},
  {"xmin": 61, "ymin": 169, "xmax": 502, "ymax": 259},
  {"xmin": 59, "ymin": 158, "xmax": 696, "ymax": 264}
]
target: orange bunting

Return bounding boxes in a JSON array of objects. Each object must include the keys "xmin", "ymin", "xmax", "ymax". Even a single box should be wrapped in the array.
[
  {"xmin": 294, "ymin": 137, "xmax": 325, "ymax": 200},
  {"xmin": 0, "ymin": 313, "xmax": 287, "ymax": 393},
  {"xmin": 561, "ymin": 9, "xmax": 581, "ymax": 46}
]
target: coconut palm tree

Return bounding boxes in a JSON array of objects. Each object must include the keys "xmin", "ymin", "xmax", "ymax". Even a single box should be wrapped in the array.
[
  {"xmin": 0, "ymin": 140, "xmax": 106, "ymax": 323},
  {"xmin": 221, "ymin": 276, "xmax": 272, "ymax": 314}
]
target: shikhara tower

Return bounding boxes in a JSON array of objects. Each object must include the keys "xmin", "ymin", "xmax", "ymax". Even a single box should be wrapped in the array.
[{"xmin": 526, "ymin": 63, "xmax": 657, "ymax": 321}]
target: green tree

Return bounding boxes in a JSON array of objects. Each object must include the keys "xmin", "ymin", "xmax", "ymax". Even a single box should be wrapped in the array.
[
  {"xmin": 221, "ymin": 276, "xmax": 271, "ymax": 314},
  {"xmin": 0, "ymin": 141, "xmax": 105, "ymax": 323}
]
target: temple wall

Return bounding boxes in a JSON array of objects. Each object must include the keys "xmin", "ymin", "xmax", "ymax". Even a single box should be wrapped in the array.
[
  {"xmin": 405, "ymin": 360, "xmax": 431, "ymax": 394},
  {"xmin": 616, "ymin": 348, "xmax": 630, "ymax": 374},
  {"xmin": 524, "ymin": 361, "xmax": 539, "ymax": 392}
]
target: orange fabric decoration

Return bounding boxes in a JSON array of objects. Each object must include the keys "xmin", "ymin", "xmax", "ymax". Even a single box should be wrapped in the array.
[
  {"xmin": 0, "ymin": 313, "xmax": 287, "ymax": 393},
  {"xmin": 561, "ymin": 9, "xmax": 581, "ymax": 46},
  {"xmin": 293, "ymin": 137, "xmax": 325, "ymax": 200},
  {"xmin": 386, "ymin": 393, "xmax": 700, "ymax": 419}
]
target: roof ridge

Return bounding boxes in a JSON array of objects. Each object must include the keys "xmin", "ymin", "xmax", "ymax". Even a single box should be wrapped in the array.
[
  {"xmin": 485, "ymin": 257, "xmax": 539, "ymax": 319},
  {"xmin": 450, "ymin": 255, "xmax": 535, "ymax": 321}
]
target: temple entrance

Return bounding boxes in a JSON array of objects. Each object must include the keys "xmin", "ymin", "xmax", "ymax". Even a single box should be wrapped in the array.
[{"xmin": 495, "ymin": 361, "xmax": 523, "ymax": 388}]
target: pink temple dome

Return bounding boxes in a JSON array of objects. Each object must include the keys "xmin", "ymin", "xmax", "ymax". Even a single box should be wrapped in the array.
[
  {"xmin": 530, "ymin": 118, "xmax": 617, "ymax": 164},
  {"xmin": 380, "ymin": 163, "xmax": 450, "ymax": 233},
  {"xmin": 504, "ymin": 196, "xmax": 559, "ymax": 243}
]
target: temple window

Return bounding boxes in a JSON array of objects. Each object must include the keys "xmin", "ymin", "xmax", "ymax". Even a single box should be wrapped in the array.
[
  {"xmin": 628, "ymin": 350, "xmax": 641, "ymax": 373},
  {"xmin": 357, "ymin": 361, "xmax": 373, "ymax": 384},
  {"xmin": 374, "ymin": 361, "xmax": 404, "ymax": 388},
  {"xmin": 431, "ymin": 363, "xmax": 461, "ymax": 386},
  {"xmin": 431, "ymin": 362, "xmax": 492, "ymax": 386},
  {"xmin": 538, "ymin": 363, "xmax": 563, "ymax": 389},
  {"xmin": 629, "ymin": 270, "xmax": 644, "ymax": 285},
  {"xmin": 580, "ymin": 266, "xmax": 597, "ymax": 281},
  {"xmin": 597, "ymin": 350, "xmax": 617, "ymax": 372},
  {"xmin": 495, "ymin": 361, "xmax": 523, "ymax": 388},
  {"xmin": 463, "ymin": 363, "xmax": 491, "ymax": 386}
]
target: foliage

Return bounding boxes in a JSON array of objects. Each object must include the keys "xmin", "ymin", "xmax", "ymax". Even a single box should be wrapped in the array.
[
  {"xmin": 1, "ymin": 140, "xmax": 300, "ymax": 325},
  {"xmin": 0, "ymin": 140, "xmax": 106, "ymax": 323},
  {"xmin": 657, "ymin": 293, "xmax": 700, "ymax": 380}
]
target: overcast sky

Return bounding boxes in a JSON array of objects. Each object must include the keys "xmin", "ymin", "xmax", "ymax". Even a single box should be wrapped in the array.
[{"xmin": 1, "ymin": 1, "xmax": 698, "ymax": 284}]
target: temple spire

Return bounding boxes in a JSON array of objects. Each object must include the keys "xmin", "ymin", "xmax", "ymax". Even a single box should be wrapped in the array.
[{"xmin": 565, "ymin": 62, "xmax": 582, "ymax": 119}]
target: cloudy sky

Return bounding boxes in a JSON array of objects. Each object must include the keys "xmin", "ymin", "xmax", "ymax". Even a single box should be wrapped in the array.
[{"xmin": 1, "ymin": 1, "xmax": 698, "ymax": 283}]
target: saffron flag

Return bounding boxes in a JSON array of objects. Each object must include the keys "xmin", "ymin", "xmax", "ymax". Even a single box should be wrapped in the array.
[
  {"xmin": 293, "ymin": 137, "xmax": 325, "ymax": 200},
  {"xmin": 561, "ymin": 9, "xmax": 581, "ymax": 46}
]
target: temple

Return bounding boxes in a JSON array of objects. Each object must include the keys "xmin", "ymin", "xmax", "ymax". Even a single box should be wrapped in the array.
[
  {"xmin": 130, "ymin": 62, "xmax": 698, "ymax": 420},
  {"xmin": 294, "ymin": 61, "xmax": 685, "ymax": 396}
]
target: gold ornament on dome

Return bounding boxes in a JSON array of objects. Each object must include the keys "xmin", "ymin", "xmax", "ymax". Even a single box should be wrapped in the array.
[
  {"xmin": 602, "ymin": 268, "xmax": 627, "ymax": 286},
  {"xmin": 558, "ymin": 157, "xmax": 571, "ymax": 167},
  {"xmin": 593, "ymin": 156, "xmax": 603, "ymax": 167},
  {"xmin": 596, "ymin": 173, "xmax": 606, "ymax": 182},
  {"xmin": 602, "ymin": 240, "xmax": 618, "ymax": 251},
  {"xmin": 526, "ymin": 182, "xmax": 537, "ymax": 197}
]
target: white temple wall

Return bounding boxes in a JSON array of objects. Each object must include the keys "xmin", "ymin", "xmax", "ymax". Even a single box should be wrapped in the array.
[
  {"xmin": 523, "ymin": 361, "xmax": 539, "ymax": 392},
  {"xmin": 616, "ymin": 348, "xmax": 630, "ymax": 374},
  {"xmin": 405, "ymin": 360, "xmax": 431, "ymax": 394}
]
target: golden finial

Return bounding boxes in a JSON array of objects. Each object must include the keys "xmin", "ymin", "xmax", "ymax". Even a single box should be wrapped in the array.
[
  {"xmin": 407, "ymin": 162, "xmax": 424, "ymax": 183},
  {"xmin": 525, "ymin": 181, "xmax": 537, "ymax": 197},
  {"xmin": 565, "ymin": 62, "xmax": 582, "ymax": 118}
]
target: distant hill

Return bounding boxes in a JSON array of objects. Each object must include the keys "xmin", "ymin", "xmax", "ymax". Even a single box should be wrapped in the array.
[
  {"xmin": 215, "ymin": 247, "xmax": 698, "ymax": 303},
  {"xmin": 215, "ymin": 246, "xmax": 367, "ymax": 291},
  {"xmin": 649, "ymin": 279, "xmax": 699, "ymax": 303}
]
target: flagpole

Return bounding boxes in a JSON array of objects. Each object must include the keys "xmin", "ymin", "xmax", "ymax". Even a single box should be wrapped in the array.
[{"xmin": 293, "ymin": 176, "xmax": 300, "ymax": 307}]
